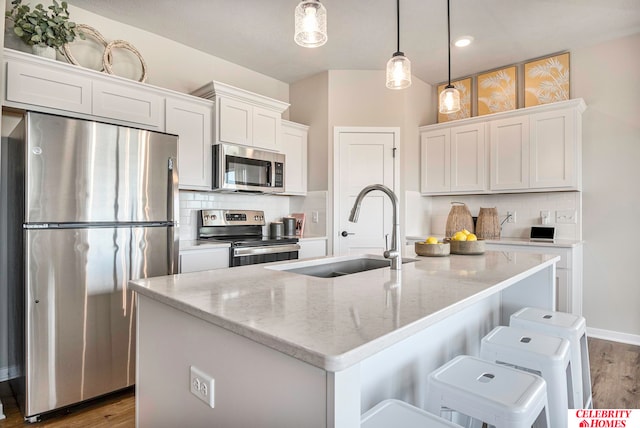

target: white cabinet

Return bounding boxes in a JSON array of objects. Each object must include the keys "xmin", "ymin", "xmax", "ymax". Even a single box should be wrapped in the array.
[
  {"xmin": 3, "ymin": 49, "xmax": 166, "ymax": 131},
  {"xmin": 92, "ymin": 79, "xmax": 164, "ymax": 129},
  {"xmin": 179, "ymin": 247, "xmax": 229, "ymax": 273},
  {"xmin": 5, "ymin": 58, "xmax": 92, "ymax": 115},
  {"xmin": 486, "ymin": 242, "xmax": 583, "ymax": 315},
  {"xmin": 419, "ymin": 98, "xmax": 585, "ymax": 195},
  {"xmin": 420, "ymin": 123, "xmax": 486, "ymax": 194},
  {"xmin": 298, "ymin": 238, "xmax": 327, "ymax": 259},
  {"xmin": 281, "ymin": 120, "xmax": 308, "ymax": 195},
  {"xmin": 489, "ymin": 116, "xmax": 529, "ymax": 191},
  {"xmin": 166, "ymin": 96, "xmax": 214, "ymax": 190},
  {"xmin": 191, "ymin": 81, "xmax": 289, "ymax": 152},
  {"xmin": 489, "ymin": 101, "xmax": 584, "ymax": 192}
]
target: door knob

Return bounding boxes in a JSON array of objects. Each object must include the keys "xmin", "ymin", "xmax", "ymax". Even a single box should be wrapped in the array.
[{"xmin": 341, "ymin": 231, "xmax": 355, "ymax": 237}]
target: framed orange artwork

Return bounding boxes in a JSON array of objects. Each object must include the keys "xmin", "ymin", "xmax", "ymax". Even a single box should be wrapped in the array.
[
  {"xmin": 524, "ymin": 52, "xmax": 570, "ymax": 107},
  {"xmin": 477, "ymin": 66, "xmax": 516, "ymax": 116},
  {"xmin": 437, "ymin": 77, "xmax": 472, "ymax": 123}
]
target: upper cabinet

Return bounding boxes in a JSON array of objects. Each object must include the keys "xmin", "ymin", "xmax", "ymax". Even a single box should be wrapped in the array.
[
  {"xmin": 165, "ymin": 95, "xmax": 214, "ymax": 191},
  {"xmin": 281, "ymin": 120, "xmax": 309, "ymax": 195},
  {"xmin": 420, "ymin": 123, "xmax": 486, "ymax": 194},
  {"xmin": 3, "ymin": 48, "xmax": 165, "ymax": 131},
  {"xmin": 191, "ymin": 81, "xmax": 289, "ymax": 152},
  {"xmin": 3, "ymin": 48, "xmax": 216, "ymax": 190},
  {"xmin": 421, "ymin": 98, "xmax": 586, "ymax": 195}
]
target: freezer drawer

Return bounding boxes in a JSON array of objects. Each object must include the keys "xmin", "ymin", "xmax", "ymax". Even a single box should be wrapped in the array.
[{"xmin": 23, "ymin": 226, "xmax": 172, "ymax": 417}]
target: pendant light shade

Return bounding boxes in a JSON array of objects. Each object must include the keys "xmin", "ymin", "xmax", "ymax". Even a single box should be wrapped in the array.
[
  {"xmin": 294, "ymin": 0, "xmax": 327, "ymax": 48},
  {"xmin": 386, "ymin": 0, "xmax": 411, "ymax": 90},
  {"xmin": 386, "ymin": 52, "xmax": 411, "ymax": 90},
  {"xmin": 439, "ymin": 85, "xmax": 461, "ymax": 113},
  {"xmin": 439, "ymin": 0, "xmax": 461, "ymax": 114}
]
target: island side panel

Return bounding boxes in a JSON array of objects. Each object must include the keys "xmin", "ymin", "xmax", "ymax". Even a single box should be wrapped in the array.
[
  {"xmin": 500, "ymin": 261, "xmax": 556, "ymax": 323},
  {"xmin": 136, "ymin": 295, "xmax": 328, "ymax": 428},
  {"xmin": 358, "ymin": 293, "xmax": 501, "ymax": 414}
]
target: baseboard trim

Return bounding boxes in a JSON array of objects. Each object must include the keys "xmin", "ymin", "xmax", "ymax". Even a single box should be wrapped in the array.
[{"xmin": 587, "ymin": 327, "xmax": 640, "ymax": 346}]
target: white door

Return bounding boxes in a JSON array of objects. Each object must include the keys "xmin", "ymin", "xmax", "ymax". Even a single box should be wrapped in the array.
[{"xmin": 334, "ymin": 127, "xmax": 398, "ymax": 256}]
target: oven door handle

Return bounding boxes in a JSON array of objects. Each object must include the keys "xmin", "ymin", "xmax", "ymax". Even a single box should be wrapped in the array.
[{"xmin": 233, "ymin": 244, "xmax": 300, "ymax": 257}]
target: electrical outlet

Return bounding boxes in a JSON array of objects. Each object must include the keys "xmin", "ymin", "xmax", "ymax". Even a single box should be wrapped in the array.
[
  {"xmin": 506, "ymin": 211, "xmax": 516, "ymax": 223},
  {"xmin": 556, "ymin": 209, "xmax": 577, "ymax": 224},
  {"xmin": 540, "ymin": 210, "xmax": 550, "ymax": 225},
  {"xmin": 190, "ymin": 366, "xmax": 215, "ymax": 408},
  {"xmin": 312, "ymin": 211, "xmax": 319, "ymax": 223}
]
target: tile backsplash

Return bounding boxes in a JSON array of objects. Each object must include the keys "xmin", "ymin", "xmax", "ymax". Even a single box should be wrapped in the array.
[
  {"xmin": 428, "ymin": 191, "xmax": 582, "ymax": 240},
  {"xmin": 179, "ymin": 191, "xmax": 292, "ymax": 240}
]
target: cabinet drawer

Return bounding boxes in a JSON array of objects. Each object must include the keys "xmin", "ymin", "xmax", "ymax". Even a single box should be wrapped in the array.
[
  {"xmin": 93, "ymin": 80, "xmax": 164, "ymax": 129},
  {"xmin": 180, "ymin": 248, "xmax": 229, "ymax": 273},
  {"xmin": 6, "ymin": 60, "xmax": 92, "ymax": 114}
]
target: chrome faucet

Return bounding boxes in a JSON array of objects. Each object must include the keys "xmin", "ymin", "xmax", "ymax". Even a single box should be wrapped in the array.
[{"xmin": 348, "ymin": 184, "xmax": 402, "ymax": 270}]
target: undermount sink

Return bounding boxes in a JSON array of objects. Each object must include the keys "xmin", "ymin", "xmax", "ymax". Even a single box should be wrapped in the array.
[{"xmin": 268, "ymin": 255, "xmax": 417, "ymax": 278}]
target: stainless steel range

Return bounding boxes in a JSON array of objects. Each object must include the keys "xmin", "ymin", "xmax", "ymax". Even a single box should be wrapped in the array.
[{"xmin": 197, "ymin": 209, "xmax": 300, "ymax": 266}]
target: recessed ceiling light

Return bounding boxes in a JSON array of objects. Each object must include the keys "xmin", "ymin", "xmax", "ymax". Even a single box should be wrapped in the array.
[{"xmin": 454, "ymin": 36, "xmax": 474, "ymax": 47}]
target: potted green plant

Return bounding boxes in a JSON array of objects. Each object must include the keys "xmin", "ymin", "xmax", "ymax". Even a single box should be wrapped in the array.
[{"xmin": 5, "ymin": 0, "xmax": 83, "ymax": 59}]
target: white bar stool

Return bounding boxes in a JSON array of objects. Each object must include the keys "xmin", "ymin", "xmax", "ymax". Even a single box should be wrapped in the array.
[
  {"xmin": 481, "ymin": 326, "xmax": 572, "ymax": 428},
  {"xmin": 362, "ymin": 399, "xmax": 462, "ymax": 428},
  {"xmin": 510, "ymin": 306, "xmax": 593, "ymax": 409},
  {"xmin": 425, "ymin": 355, "xmax": 550, "ymax": 428}
]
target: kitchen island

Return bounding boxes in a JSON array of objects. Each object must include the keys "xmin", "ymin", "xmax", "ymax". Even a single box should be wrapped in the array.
[{"xmin": 130, "ymin": 251, "xmax": 558, "ymax": 427}]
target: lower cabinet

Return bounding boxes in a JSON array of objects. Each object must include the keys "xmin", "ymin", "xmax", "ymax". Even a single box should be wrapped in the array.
[
  {"xmin": 298, "ymin": 238, "xmax": 327, "ymax": 260},
  {"xmin": 486, "ymin": 242, "xmax": 583, "ymax": 315},
  {"xmin": 179, "ymin": 247, "xmax": 229, "ymax": 273}
]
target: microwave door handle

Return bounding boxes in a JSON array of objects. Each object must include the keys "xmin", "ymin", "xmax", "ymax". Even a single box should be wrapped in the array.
[{"xmin": 267, "ymin": 161, "xmax": 273, "ymax": 187}]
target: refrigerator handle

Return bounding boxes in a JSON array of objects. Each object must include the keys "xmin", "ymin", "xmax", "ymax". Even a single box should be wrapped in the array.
[{"xmin": 168, "ymin": 157, "xmax": 180, "ymax": 274}]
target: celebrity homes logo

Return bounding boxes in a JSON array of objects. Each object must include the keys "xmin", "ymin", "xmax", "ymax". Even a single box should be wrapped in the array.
[{"xmin": 568, "ymin": 409, "xmax": 640, "ymax": 427}]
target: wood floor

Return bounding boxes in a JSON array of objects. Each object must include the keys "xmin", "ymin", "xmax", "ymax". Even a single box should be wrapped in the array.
[{"xmin": 0, "ymin": 338, "xmax": 638, "ymax": 426}]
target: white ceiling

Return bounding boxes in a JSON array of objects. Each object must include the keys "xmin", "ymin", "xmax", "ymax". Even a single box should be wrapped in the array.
[{"xmin": 65, "ymin": 0, "xmax": 640, "ymax": 85}]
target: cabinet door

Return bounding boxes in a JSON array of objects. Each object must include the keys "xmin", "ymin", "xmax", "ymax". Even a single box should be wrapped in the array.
[
  {"xmin": 93, "ymin": 80, "xmax": 164, "ymax": 130},
  {"xmin": 451, "ymin": 123, "xmax": 486, "ymax": 192},
  {"xmin": 166, "ymin": 97, "xmax": 213, "ymax": 190},
  {"xmin": 281, "ymin": 123, "xmax": 308, "ymax": 195},
  {"xmin": 5, "ymin": 60, "xmax": 92, "ymax": 114},
  {"xmin": 180, "ymin": 248, "xmax": 229, "ymax": 273},
  {"xmin": 556, "ymin": 268, "xmax": 570, "ymax": 313},
  {"xmin": 420, "ymin": 129, "xmax": 450, "ymax": 194},
  {"xmin": 530, "ymin": 108, "xmax": 578, "ymax": 190},
  {"xmin": 252, "ymin": 106, "xmax": 281, "ymax": 151},
  {"xmin": 218, "ymin": 97, "xmax": 252, "ymax": 145},
  {"xmin": 298, "ymin": 240, "xmax": 327, "ymax": 260},
  {"xmin": 490, "ymin": 116, "xmax": 529, "ymax": 191}
]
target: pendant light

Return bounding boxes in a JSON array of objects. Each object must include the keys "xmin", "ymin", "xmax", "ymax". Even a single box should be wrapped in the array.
[
  {"xmin": 439, "ymin": 0, "xmax": 461, "ymax": 114},
  {"xmin": 294, "ymin": 0, "xmax": 327, "ymax": 48},
  {"xmin": 386, "ymin": 0, "xmax": 411, "ymax": 90}
]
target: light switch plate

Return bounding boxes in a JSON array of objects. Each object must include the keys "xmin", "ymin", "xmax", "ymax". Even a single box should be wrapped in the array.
[{"xmin": 556, "ymin": 209, "xmax": 577, "ymax": 224}]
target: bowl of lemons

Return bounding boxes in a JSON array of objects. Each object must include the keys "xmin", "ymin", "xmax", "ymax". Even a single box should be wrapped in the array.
[
  {"xmin": 447, "ymin": 229, "xmax": 485, "ymax": 255},
  {"xmin": 415, "ymin": 236, "xmax": 450, "ymax": 257}
]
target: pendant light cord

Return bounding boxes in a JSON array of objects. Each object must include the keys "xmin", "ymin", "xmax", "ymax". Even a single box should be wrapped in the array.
[
  {"xmin": 447, "ymin": 0, "xmax": 452, "ymax": 86},
  {"xmin": 396, "ymin": 0, "xmax": 400, "ymax": 53}
]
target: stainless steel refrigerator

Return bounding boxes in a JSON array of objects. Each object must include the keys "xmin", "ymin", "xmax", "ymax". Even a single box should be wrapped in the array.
[{"xmin": 2, "ymin": 111, "xmax": 179, "ymax": 421}]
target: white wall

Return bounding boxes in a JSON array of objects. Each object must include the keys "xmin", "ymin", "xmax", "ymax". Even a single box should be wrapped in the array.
[{"xmin": 572, "ymin": 33, "xmax": 640, "ymax": 340}]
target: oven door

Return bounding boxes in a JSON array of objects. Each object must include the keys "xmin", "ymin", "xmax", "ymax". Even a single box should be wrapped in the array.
[
  {"xmin": 213, "ymin": 144, "xmax": 284, "ymax": 193},
  {"xmin": 231, "ymin": 244, "xmax": 300, "ymax": 267}
]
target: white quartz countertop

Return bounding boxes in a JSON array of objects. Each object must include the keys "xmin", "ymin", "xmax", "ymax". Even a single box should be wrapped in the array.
[
  {"xmin": 130, "ymin": 251, "xmax": 559, "ymax": 372},
  {"xmin": 406, "ymin": 236, "xmax": 583, "ymax": 248},
  {"xmin": 180, "ymin": 239, "xmax": 231, "ymax": 251}
]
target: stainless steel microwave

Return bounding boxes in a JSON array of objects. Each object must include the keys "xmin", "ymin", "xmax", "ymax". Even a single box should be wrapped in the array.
[{"xmin": 212, "ymin": 143, "xmax": 285, "ymax": 193}]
